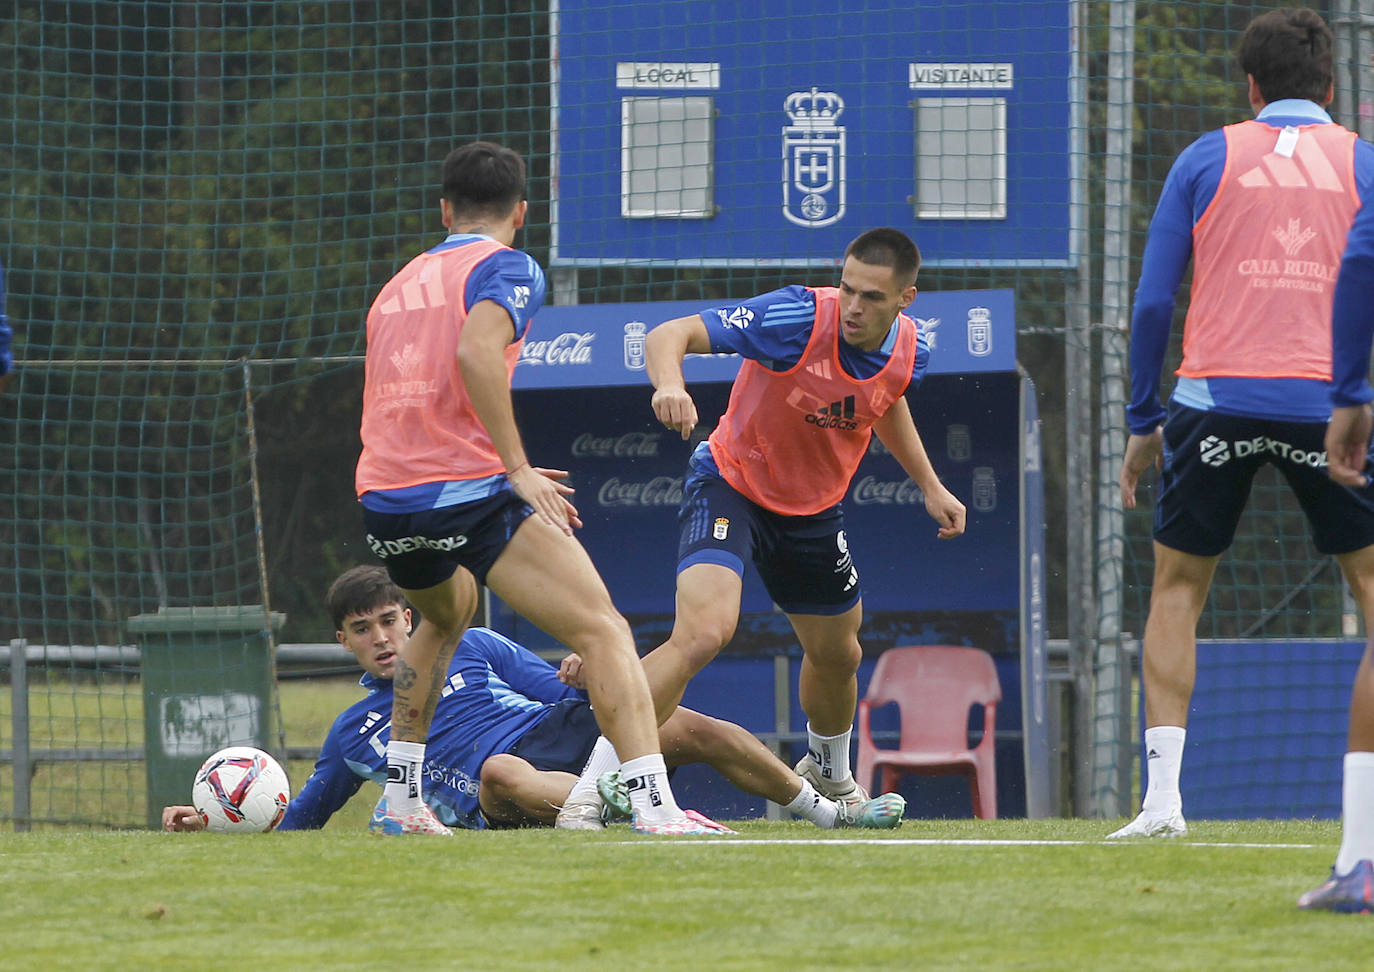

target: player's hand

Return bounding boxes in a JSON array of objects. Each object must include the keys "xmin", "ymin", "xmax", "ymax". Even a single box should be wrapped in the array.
[
  {"xmin": 557, "ymin": 653, "xmax": 586, "ymax": 689},
  {"xmin": 651, "ymin": 387, "xmax": 698, "ymax": 441},
  {"xmin": 508, "ymin": 464, "xmax": 581, "ymax": 535},
  {"xmin": 1119, "ymin": 429, "xmax": 1164, "ymax": 510},
  {"xmin": 1326, "ymin": 404, "xmax": 1374, "ymax": 488},
  {"xmin": 924, "ymin": 483, "xmax": 966, "ymax": 539},
  {"xmin": 162, "ymin": 805, "xmax": 206, "ymax": 832}
]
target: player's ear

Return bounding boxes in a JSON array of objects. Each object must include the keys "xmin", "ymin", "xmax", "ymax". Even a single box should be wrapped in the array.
[{"xmin": 900, "ymin": 285, "xmax": 917, "ymax": 310}]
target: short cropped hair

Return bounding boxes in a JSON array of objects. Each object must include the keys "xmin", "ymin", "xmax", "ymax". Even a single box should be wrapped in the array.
[
  {"xmin": 1238, "ymin": 7, "xmax": 1333, "ymax": 105},
  {"xmin": 844, "ymin": 228, "xmax": 922, "ymax": 289},
  {"xmin": 440, "ymin": 140, "xmax": 526, "ymax": 219},
  {"xmin": 326, "ymin": 565, "xmax": 408, "ymax": 631}
]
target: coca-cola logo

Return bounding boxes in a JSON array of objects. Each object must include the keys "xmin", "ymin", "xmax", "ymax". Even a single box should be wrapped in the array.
[
  {"xmin": 851, "ymin": 475, "xmax": 923, "ymax": 506},
  {"xmin": 518, "ymin": 331, "xmax": 595, "ymax": 366},
  {"xmin": 571, "ymin": 432, "xmax": 662, "ymax": 459},
  {"xmin": 597, "ymin": 476, "xmax": 684, "ymax": 507}
]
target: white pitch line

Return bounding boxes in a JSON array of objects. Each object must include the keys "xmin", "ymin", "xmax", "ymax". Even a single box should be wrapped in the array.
[{"xmin": 610, "ymin": 838, "xmax": 1324, "ymax": 849}]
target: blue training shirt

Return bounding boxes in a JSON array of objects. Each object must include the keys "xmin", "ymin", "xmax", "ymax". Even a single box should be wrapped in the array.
[
  {"xmin": 278, "ymin": 627, "xmax": 583, "ymax": 832},
  {"xmin": 1127, "ymin": 100, "xmax": 1374, "ymax": 433},
  {"xmin": 1333, "ymin": 169, "xmax": 1374, "ymax": 405},
  {"xmin": 360, "ymin": 235, "xmax": 547, "ymax": 514}
]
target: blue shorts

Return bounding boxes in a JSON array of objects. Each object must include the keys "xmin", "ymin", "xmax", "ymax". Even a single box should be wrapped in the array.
[
  {"xmin": 361, "ymin": 490, "xmax": 534, "ymax": 590},
  {"xmin": 677, "ymin": 464, "xmax": 861, "ymax": 616},
  {"xmin": 505, "ymin": 699, "xmax": 601, "ymax": 775},
  {"xmin": 1156, "ymin": 403, "xmax": 1374, "ymax": 557},
  {"xmin": 479, "ymin": 699, "xmax": 599, "ymax": 829}
]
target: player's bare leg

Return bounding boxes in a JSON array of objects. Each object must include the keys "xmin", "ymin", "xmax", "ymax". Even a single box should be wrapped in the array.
[
  {"xmin": 1109, "ymin": 543, "xmax": 1218, "ymax": 839},
  {"xmin": 478, "ymin": 754, "xmax": 576, "ymax": 827},
  {"xmin": 488, "ymin": 515, "xmax": 722, "ymax": 832},
  {"xmin": 487, "ymin": 516, "xmax": 658, "ymax": 759},
  {"xmin": 1312, "ymin": 546, "xmax": 1374, "ymax": 882},
  {"xmin": 785, "ymin": 604, "xmax": 868, "ymax": 808},
  {"xmin": 371, "ymin": 568, "xmax": 478, "ymax": 836},
  {"xmin": 639, "ymin": 562, "xmax": 744, "ymax": 722}
]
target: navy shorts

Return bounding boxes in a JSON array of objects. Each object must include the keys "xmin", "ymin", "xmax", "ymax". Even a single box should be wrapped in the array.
[
  {"xmin": 677, "ymin": 466, "xmax": 861, "ymax": 616},
  {"xmin": 1155, "ymin": 403, "xmax": 1374, "ymax": 557},
  {"xmin": 505, "ymin": 698, "xmax": 601, "ymax": 775},
  {"xmin": 362, "ymin": 490, "xmax": 534, "ymax": 590},
  {"xmin": 479, "ymin": 699, "xmax": 600, "ymax": 828}
]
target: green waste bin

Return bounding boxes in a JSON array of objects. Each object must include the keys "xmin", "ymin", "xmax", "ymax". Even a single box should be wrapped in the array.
[{"xmin": 126, "ymin": 605, "xmax": 286, "ymax": 829}]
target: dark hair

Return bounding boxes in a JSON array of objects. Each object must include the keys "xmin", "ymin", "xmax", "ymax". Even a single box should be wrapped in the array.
[
  {"xmin": 326, "ymin": 565, "xmax": 408, "ymax": 630},
  {"xmin": 440, "ymin": 140, "xmax": 527, "ymax": 219},
  {"xmin": 844, "ymin": 228, "xmax": 922, "ymax": 288},
  {"xmin": 1238, "ymin": 7, "xmax": 1333, "ymax": 105}
]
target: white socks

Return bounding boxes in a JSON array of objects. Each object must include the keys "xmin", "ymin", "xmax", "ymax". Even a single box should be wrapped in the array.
[
  {"xmin": 384, "ymin": 739, "xmax": 427, "ymax": 812},
  {"xmin": 620, "ymin": 753, "xmax": 683, "ymax": 823},
  {"xmin": 807, "ymin": 724, "xmax": 854, "ymax": 783},
  {"xmin": 784, "ymin": 778, "xmax": 840, "ymax": 829},
  {"xmin": 565, "ymin": 736, "xmax": 620, "ymax": 806},
  {"xmin": 1336, "ymin": 752, "xmax": 1374, "ymax": 873},
  {"xmin": 1140, "ymin": 726, "xmax": 1186, "ymax": 815}
]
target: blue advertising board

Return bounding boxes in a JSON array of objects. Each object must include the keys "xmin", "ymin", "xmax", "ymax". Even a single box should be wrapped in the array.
[
  {"xmin": 551, "ymin": 0, "xmax": 1076, "ymax": 268},
  {"xmin": 512, "ymin": 288, "xmax": 1017, "ymax": 390},
  {"xmin": 1143, "ymin": 640, "xmax": 1359, "ymax": 819},
  {"xmin": 496, "ymin": 289, "xmax": 1050, "ymax": 817}
]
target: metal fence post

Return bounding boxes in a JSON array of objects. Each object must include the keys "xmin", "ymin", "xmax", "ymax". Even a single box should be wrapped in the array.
[{"xmin": 11, "ymin": 639, "xmax": 31, "ymax": 832}]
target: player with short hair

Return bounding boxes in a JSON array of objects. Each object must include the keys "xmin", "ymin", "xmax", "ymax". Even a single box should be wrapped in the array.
[
  {"xmin": 1114, "ymin": 7, "xmax": 1374, "ymax": 868},
  {"xmin": 355, "ymin": 141, "xmax": 714, "ymax": 835},
  {"xmin": 160, "ymin": 566, "xmax": 906, "ymax": 832},
  {"xmin": 571, "ymin": 227, "xmax": 964, "ymax": 811}
]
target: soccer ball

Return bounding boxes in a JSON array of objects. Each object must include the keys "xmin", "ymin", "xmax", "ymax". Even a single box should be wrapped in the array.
[{"xmin": 191, "ymin": 746, "xmax": 290, "ymax": 833}]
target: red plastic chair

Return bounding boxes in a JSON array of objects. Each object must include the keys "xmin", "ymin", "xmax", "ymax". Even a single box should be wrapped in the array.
[{"xmin": 856, "ymin": 645, "xmax": 1002, "ymax": 819}]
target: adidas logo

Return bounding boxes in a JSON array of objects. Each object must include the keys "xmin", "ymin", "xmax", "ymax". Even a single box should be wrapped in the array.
[
  {"xmin": 1235, "ymin": 132, "xmax": 1344, "ymax": 192},
  {"xmin": 806, "ymin": 395, "xmax": 858, "ymax": 431},
  {"xmin": 1147, "ymin": 748, "xmax": 1160, "ymax": 760},
  {"xmin": 377, "ymin": 265, "xmax": 449, "ymax": 314}
]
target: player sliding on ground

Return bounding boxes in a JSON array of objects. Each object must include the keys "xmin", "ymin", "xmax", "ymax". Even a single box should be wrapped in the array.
[{"xmin": 161, "ymin": 567, "xmax": 906, "ymax": 833}]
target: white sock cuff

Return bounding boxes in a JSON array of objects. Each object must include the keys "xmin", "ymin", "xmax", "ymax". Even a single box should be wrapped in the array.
[
  {"xmin": 1345, "ymin": 751, "xmax": 1374, "ymax": 772},
  {"xmin": 620, "ymin": 753, "xmax": 668, "ymax": 779},
  {"xmin": 784, "ymin": 779, "xmax": 817, "ymax": 814},
  {"xmin": 387, "ymin": 739, "xmax": 426, "ymax": 761},
  {"xmin": 807, "ymin": 723, "xmax": 852, "ymax": 744},
  {"xmin": 582, "ymin": 736, "xmax": 620, "ymax": 776},
  {"xmin": 1144, "ymin": 725, "xmax": 1186, "ymax": 745}
]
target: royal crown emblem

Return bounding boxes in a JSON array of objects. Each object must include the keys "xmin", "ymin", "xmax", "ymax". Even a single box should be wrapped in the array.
[
  {"xmin": 782, "ymin": 87, "xmax": 847, "ymax": 228},
  {"xmin": 784, "ymin": 88, "xmax": 845, "ymax": 126},
  {"xmin": 967, "ymin": 307, "xmax": 992, "ymax": 357}
]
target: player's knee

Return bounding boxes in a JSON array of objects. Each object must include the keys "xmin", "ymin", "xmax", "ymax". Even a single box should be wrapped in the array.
[
  {"xmin": 663, "ymin": 711, "xmax": 732, "ymax": 762},
  {"xmin": 565, "ymin": 609, "xmax": 635, "ymax": 659},
  {"xmin": 672, "ymin": 613, "xmax": 737, "ymax": 662},
  {"xmin": 805, "ymin": 640, "xmax": 862, "ymax": 676},
  {"xmin": 479, "ymin": 754, "xmax": 525, "ymax": 796}
]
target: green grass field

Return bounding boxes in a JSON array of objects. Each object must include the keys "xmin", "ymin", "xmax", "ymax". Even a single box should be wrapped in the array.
[
  {"xmin": 7, "ymin": 677, "xmax": 1372, "ymax": 968},
  {"xmin": 3, "ymin": 818, "xmax": 1368, "ymax": 971}
]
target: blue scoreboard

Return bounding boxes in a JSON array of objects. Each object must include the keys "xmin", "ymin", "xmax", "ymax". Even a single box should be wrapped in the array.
[{"xmin": 551, "ymin": 0, "xmax": 1076, "ymax": 268}]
